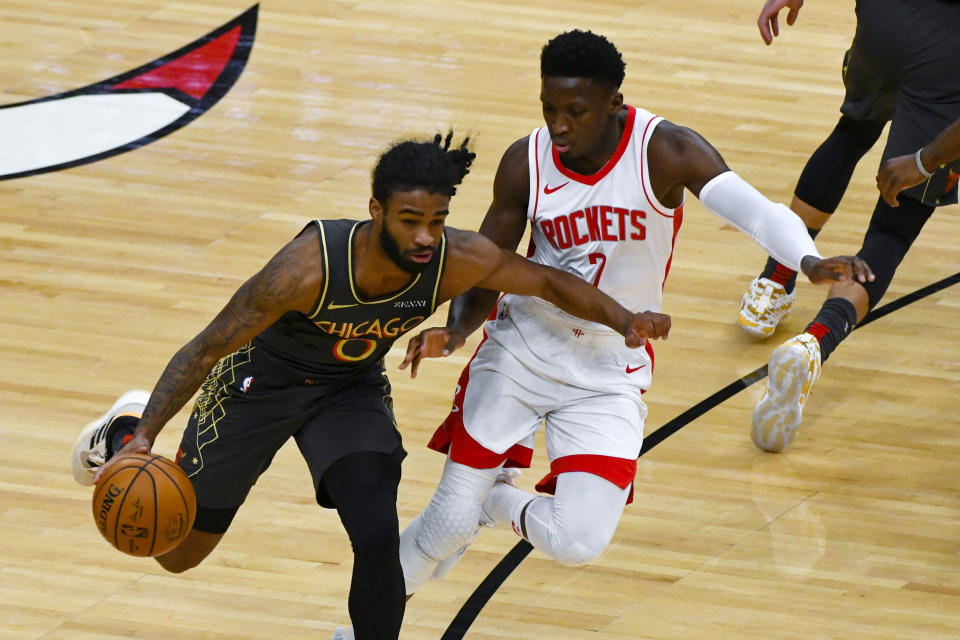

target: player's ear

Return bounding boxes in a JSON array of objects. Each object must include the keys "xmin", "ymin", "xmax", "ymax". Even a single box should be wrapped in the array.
[
  {"xmin": 369, "ymin": 196, "xmax": 383, "ymax": 221},
  {"xmin": 610, "ymin": 91, "xmax": 624, "ymax": 113}
]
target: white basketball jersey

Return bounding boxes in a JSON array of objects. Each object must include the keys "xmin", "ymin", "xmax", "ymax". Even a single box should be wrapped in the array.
[{"xmin": 510, "ymin": 105, "xmax": 683, "ymax": 333}]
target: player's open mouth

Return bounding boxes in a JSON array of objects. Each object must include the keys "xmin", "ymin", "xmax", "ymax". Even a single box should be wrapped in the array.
[
  {"xmin": 409, "ymin": 251, "xmax": 434, "ymax": 263},
  {"xmin": 552, "ymin": 139, "xmax": 570, "ymax": 153}
]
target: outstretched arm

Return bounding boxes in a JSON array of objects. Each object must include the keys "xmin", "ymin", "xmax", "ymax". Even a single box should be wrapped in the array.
[
  {"xmin": 647, "ymin": 120, "xmax": 873, "ymax": 285},
  {"xmin": 877, "ymin": 116, "xmax": 960, "ymax": 206},
  {"xmin": 400, "ymin": 230, "xmax": 670, "ymax": 377},
  {"xmin": 93, "ymin": 229, "xmax": 323, "ymax": 481},
  {"xmin": 757, "ymin": 0, "xmax": 805, "ymax": 45}
]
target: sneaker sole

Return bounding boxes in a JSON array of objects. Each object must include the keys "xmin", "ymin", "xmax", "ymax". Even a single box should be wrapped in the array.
[{"xmin": 751, "ymin": 344, "xmax": 808, "ymax": 452}]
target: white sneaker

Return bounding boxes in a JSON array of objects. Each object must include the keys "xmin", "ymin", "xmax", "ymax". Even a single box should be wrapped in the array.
[
  {"xmin": 737, "ymin": 277, "xmax": 796, "ymax": 338},
  {"xmin": 494, "ymin": 467, "xmax": 521, "ymax": 487},
  {"xmin": 331, "ymin": 626, "xmax": 354, "ymax": 640},
  {"xmin": 480, "ymin": 467, "xmax": 532, "ymax": 535},
  {"xmin": 71, "ymin": 389, "xmax": 150, "ymax": 485},
  {"xmin": 484, "ymin": 467, "xmax": 522, "ymax": 526},
  {"xmin": 751, "ymin": 334, "xmax": 822, "ymax": 452}
]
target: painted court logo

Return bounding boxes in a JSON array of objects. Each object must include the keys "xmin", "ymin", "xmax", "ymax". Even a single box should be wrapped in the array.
[{"xmin": 0, "ymin": 5, "xmax": 258, "ymax": 181}]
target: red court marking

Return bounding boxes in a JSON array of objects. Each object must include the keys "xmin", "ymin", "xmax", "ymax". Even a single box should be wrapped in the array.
[{"xmin": 112, "ymin": 25, "xmax": 241, "ymax": 99}]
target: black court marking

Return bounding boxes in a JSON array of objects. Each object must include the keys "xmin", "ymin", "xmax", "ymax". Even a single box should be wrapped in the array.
[{"xmin": 441, "ymin": 271, "xmax": 960, "ymax": 640}]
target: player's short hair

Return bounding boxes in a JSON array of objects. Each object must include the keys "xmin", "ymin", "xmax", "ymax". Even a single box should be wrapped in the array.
[
  {"xmin": 541, "ymin": 30, "xmax": 626, "ymax": 89},
  {"xmin": 371, "ymin": 131, "xmax": 475, "ymax": 207}
]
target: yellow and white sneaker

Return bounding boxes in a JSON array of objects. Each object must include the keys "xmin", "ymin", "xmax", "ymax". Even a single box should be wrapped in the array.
[
  {"xmin": 737, "ymin": 277, "xmax": 796, "ymax": 338},
  {"xmin": 751, "ymin": 333, "xmax": 821, "ymax": 452}
]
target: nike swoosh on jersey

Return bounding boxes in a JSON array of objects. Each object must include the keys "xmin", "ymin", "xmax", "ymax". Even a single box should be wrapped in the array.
[
  {"xmin": 626, "ymin": 364, "xmax": 646, "ymax": 374},
  {"xmin": 327, "ymin": 301, "xmax": 360, "ymax": 310},
  {"xmin": 543, "ymin": 181, "xmax": 569, "ymax": 194}
]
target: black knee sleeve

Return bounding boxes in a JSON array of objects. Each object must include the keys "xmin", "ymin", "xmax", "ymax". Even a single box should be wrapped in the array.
[
  {"xmin": 795, "ymin": 115, "xmax": 887, "ymax": 213},
  {"xmin": 856, "ymin": 196, "xmax": 934, "ymax": 309}
]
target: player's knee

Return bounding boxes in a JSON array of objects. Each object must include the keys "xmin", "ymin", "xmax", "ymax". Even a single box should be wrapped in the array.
[
  {"xmin": 155, "ymin": 548, "xmax": 205, "ymax": 573},
  {"xmin": 350, "ymin": 524, "xmax": 400, "ymax": 557},
  {"xmin": 549, "ymin": 520, "xmax": 613, "ymax": 566},
  {"xmin": 550, "ymin": 538, "xmax": 608, "ymax": 567},
  {"xmin": 347, "ymin": 513, "xmax": 400, "ymax": 561},
  {"xmin": 417, "ymin": 492, "xmax": 482, "ymax": 561},
  {"xmin": 154, "ymin": 528, "xmax": 223, "ymax": 573},
  {"xmin": 835, "ymin": 115, "xmax": 885, "ymax": 151}
]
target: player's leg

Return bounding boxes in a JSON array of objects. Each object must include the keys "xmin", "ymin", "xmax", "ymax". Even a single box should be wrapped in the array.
[
  {"xmin": 400, "ymin": 355, "xmax": 546, "ymax": 595},
  {"xmin": 738, "ymin": 115, "xmax": 888, "ymax": 338},
  {"xmin": 751, "ymin": 0, "xmax": 960, "ymax": 451},
  {"xmin": 738, "ymin": 8, "xmax": 894, "ymax": 338},
  {"xmin": 482, "ymin": 388, "xmax": 641, "ymax": 565},
  {"xmin": 485, "ymin": 471, "xmax": 629, "ymax": 566},
  {"xmin": 154, "ymin": 528, "xmax": 227, "ymax": 572},
  {"xmin": 322, "ymin": 450, "xmax": 406, "ymax": 640},
  {"xmin": 400, "ymin": 458, "xmax": 501, "ymax": 594},
  {"xmin": 158, "ymin": 420, "xmax": 291, "ymax": 571},
  {"xmin": 752, "ymin": 194, "xmax": 935, "ymax": 453},
  {"xmin": 159, "ymin": 348, "xmax": 303, "ymax": 569},
  {"xmin": 293, "ymin": 371, "xmax": 412, "ymax": 638}
]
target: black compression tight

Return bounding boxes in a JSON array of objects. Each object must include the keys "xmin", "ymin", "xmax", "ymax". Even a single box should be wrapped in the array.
[
  {"xmin": 856, "ymin": 195, "xmax": 935, "ymax": 309},
  {"xmin": 794, "ymin": 115, "xmax": 887, "ymax": 213},
  {"xmin": 323, "ymin": 452, "xmax": 405, "ymax": 640}
]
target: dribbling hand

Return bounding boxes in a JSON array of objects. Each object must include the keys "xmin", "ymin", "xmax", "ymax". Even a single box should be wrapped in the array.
[{"xmin": 92, "ymin": 432, "xmax": 152, "ymax": 485}]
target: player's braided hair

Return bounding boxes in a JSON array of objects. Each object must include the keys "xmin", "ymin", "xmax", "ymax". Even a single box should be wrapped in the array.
[
  {"xmin": 371, "ymin": 130, "xmax": 475, "ymax": 206},
  {"xmin": 541, "ymin": 30, "xmax": 625, "ymax": 89}
]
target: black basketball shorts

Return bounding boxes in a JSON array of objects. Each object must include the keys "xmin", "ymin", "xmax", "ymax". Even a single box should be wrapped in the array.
[
  {"xmin": 841, "ymin": 0, "xmax": 960, "ymax": 205},
  {"xmin": 175, "ymin": 343, "xmax": 405, "ymax": 525}
]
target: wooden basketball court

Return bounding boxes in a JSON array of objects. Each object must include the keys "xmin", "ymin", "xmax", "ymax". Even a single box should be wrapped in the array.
[{"xmin": 1, "ymin": 1, "xmax": 958, "ymax": 638}]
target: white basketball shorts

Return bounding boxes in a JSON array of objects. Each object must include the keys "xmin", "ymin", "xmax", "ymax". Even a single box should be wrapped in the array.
[{"xmin": 428, "ymin": 295, "xmax": 653, "ymax": 501}]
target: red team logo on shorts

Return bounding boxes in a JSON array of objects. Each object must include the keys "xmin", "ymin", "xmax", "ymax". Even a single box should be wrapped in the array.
[{"xmin": 945, "ymin": 169, "xmax": 959, "ymax": 196}]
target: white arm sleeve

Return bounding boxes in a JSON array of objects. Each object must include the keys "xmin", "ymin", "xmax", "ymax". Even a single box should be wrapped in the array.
[{"xmin": 698, "ymin": 171, "xmax": 821, "ymax": 273}]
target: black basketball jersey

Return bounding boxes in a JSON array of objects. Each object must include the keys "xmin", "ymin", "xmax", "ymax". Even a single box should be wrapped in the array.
[{"xmin": 252, "ymin": 218, "xmax": 447, "ymax": 378}]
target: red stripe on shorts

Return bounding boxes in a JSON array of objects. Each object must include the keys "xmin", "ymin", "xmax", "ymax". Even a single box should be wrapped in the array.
[
  {"xmin": 535, "ymin": 454, "xmax": 637, "ymax": 504},
  {"xmin": 427, "ymin": 327, "xmax": 533, "ymax": 470}
]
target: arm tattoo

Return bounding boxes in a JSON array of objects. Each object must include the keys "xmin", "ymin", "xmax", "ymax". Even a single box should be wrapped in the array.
[{"xmin": 135, "ymin": 245, "xmax": 305, "ymax": 442}]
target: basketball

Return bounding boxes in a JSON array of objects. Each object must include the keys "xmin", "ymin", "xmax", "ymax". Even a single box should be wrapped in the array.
[{"xmin": 91, "ymin": 453, "xmax": 196, "ymax": 557}]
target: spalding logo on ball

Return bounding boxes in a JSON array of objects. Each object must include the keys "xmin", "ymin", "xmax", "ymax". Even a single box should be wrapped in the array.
[{"xmin": 92, "ymin": 453, "xmax": 196, "ymax": 556}]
